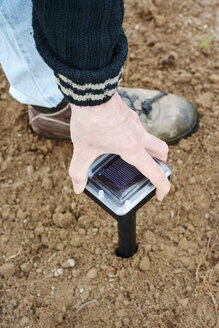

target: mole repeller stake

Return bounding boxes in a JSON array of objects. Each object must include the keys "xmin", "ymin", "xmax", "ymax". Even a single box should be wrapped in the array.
[{"xmin": 84, "ymin": 154, "xmax": 171, "ymax": 258}]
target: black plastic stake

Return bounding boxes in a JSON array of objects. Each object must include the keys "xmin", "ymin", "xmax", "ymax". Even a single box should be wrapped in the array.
[{"xmin": 117, "ymin": 212, "xmax": 137, "ymax": 258}]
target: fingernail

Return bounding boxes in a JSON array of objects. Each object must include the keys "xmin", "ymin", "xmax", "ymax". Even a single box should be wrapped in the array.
[
  {"xmin": 156, "ymin": 192, "xmax": 164, "ymax": 202},
  {"xmin": 73, "ymin": 183, "xmax": 84, "ymax": 194}
]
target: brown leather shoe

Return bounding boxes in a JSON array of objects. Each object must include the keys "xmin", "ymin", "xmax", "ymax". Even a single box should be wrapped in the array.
[
  {"xmin": 28, "ymin": 100, "xmax": 71, "ymax": 139},
  {"xmin": 28, "ymin": 87, "xmax": 198, "ymax": 144}
]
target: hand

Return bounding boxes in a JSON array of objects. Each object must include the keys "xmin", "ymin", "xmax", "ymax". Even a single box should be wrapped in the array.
[{"xmin": 69, "ymin": 91, "xmax": 170, "ymax": 201}]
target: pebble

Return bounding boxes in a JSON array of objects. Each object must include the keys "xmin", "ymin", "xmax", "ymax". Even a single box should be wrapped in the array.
[
  {"xmin": 53, "ymin": 268, "xmax": 63, "ymax": 277},
  {"xmin": 0, "ymin": 79, "xmax": 7, "ymax": 89},
  {"xmin": 17, "ymin": 208, "xmax": 25, "ymax": 220},
  {"xmin": 155, "ymin": 15, "xmax": 166, "ymax": 27},
  {"xmin": 26, "ymin": 165, "xmax": 34, "ymax": 175},
  {"xmin": 177, "ymin": 159, "xmax": 183, "ymax": 165},
  {"xmin": 72, "ymin": 269, "xmax": 80, "ymax": 278},
  {"xmin": 178, "ymin": 237, "xmax": 188, "ymax": 250},
  {"xmin": 42, "ymin": 177, "xmax": 53, "ymax": 190},
  {"xmin": 52, "ymin": 212, "xmax": 73, "ymax": 228},
  {"xmin": 187, "ymin": 224, "xmax": 195, "ymax": 232},
  {"xmin": 78, "ymin": 215, "xmax": 91, "ymax": 227},
  {"xmin": 139, "ymin": 256, "xmax": 151, "ymax": 271},
  {"xmin": 215, "ymin": 263, "xmax": 219, "ymax": 273},
  {"xmin": 1, "ymin": 92, "xmax": 7, "ymax": 100},
  {"xmin": 122, "ymin": 317, "xmax": 130, "ymax": 325},
  {"xmin": 62, "ymin": 258, "xmax": 76, "ymax": 268},
  {"xmin": 86, "ymin": 267, "xmax": 97, "ymax": 279},
  {"xmin": 0, "ymin": 263, "xmax": 15, "ymax": 278},
  {"xmin": 209, "ymin": 74, "xmax": 219, "ymax": 83},
  {"xmin": 188, "ymin": 177, "xmax": 196, "ymax": 184},
  {"xmin": 146, "ymin": 32, "xmax": 157, "ymax": 46},
  {"xmin": 20, "ymin": 262, "xmax": 32, "ymax": 273},
  {"xmin": 144, "ymin": 230, "xmax": 156, "ymax": 245},
  {"xmin": 177, "ymin": 298, "xmax": 189, "ymax": 307},
  {"xmin": 196, "ymin": 92, "xmax": 213, "ymax": 109},
  {"xmin": 20, "ymin": 316, "xmax": 29, "ymax": 327}
]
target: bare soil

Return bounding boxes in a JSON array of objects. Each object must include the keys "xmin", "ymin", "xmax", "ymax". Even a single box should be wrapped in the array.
[{"xmin": 0, "ymin": 0, "xmax": 219, "ymax": 327}]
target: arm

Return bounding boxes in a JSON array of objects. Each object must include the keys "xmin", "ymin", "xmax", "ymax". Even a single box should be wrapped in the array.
[
  {"xmin": 32, "ymin": 0, "xmax": 128, "ymax": 106},
  {"xmin": 32, "ymin": 0, "xmax": 170, "ymax": 201}
]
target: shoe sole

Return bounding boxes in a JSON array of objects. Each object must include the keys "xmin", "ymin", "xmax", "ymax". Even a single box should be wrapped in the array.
[
  {"xmin": 30, "ymin": 125, "xmax": 71, "ymax": 140},
  {"xmin": 166, "ymin": 111, "xmax": 199, "ymax": 145}
]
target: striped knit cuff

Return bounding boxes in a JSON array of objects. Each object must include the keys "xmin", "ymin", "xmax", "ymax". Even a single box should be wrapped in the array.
[{"xmin": 55, "ymin": 69, "xmax": 123, "ymax": 107}]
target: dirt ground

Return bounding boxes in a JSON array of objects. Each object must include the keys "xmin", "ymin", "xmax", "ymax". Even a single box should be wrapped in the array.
[{"xmin": 0, "ymin": 0, "xmax": 219, "ymax": 327}]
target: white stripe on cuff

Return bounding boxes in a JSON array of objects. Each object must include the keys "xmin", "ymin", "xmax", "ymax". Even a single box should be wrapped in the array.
[
  {"xmin": 56, "ymin": 77, "xmax": 122, "ymax": 102},
  {"xmin": 56, "ymin": 68, "xmax": 123, "ymax": 91}
]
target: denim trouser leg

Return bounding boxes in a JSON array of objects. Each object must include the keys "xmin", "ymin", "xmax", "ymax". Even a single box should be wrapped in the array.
[{"xmin": 0, "ymin": 0, "xmax": 63, "ymax": 107}]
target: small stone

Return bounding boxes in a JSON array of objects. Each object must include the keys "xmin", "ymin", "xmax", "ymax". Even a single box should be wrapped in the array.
[
  {"xmin": 146, "ymin": 32, "xmax": 157, "ymax": 46},
  {"xmin": 20, "ymin": 262, "xmax": 32, "ymax": 273},
  {"xmin": 118, "ymin": 309, "xmax": 126, "ymax": 318},
  {"xmin": 42, "ymin": 177, "xmax": 53, "ymax": 190},
  {"xmin": 0, "ymin": 79, "xmax": 7, "ymax": 89},
  {"xmin": 196, "ymin": 92, "xmax": 213, "ymax": 109},
  {"xmin": 178, "ymin": 140, "xmax": 192, "ymax": 152},
  {"xmin": 78, "ymin": 215, "xmax": 91, "ymax": 227},
  {"xmin": 187, "ymin": 224, "xmax": 195, "ymax": 232},
  {"xmin": 215, "ymin": 263, "xmax": 219, "ymax": 273},
  {"xmin": 1, "ymin": 207, "xmax": 11, "ymax": 220},
  {"xmin": 53, "ymin": 268, "xmax": 63, "ymax": 277},
  {"xmin": 1, "ymin": 92, "xmax": 7, "ymax": 100},
  {"xmin": 186, "ymin": 286, "xmax": 192, "ymax": 292},
  {"xmin": 52, "ymin": 212, "xmax": 73, "ymax": 228},
  {"xmin": 26, "ymin": 165, "xmax": 34, "ymax": 175},
  {"xmin": 144, "ymin": 230, "xmax": 156, "ymax": 245},
  {"xmin": 17, "ymin": 208, "xmax": 25, "ymax": 220},
  {"xmin": 155, "ymin": 15, "xmax": 166, "ymax": 27},
  {"xmin": 188, "ymin": 177, "xmax": 196, "ymax": 184},
  {"xmin": 209, "ymin": 74, "xmax": 219, "ymax": 83},
  {"xmin": 72, "ymin": 269, "xmax": 80, "ymax": 278},
  {"xmin": 0, "ymin": 263, "xmax": 15, "ymax": 278},
  {"xmin": 20, "ymin": 316, "xmax": 29, "ymax": 327},
  {"xmin": 62, "ymin": 258, "xmax": 75, "ymax": 268},
  {"xmin": 178, "ymin": 237, "xmax": 188, "ymax": 250},
  {"xmin": 86, "ymin": 267, "xmax": 97, "ymax": 279},
  {"xmin": 177, "ymin": 159, "xmax": 183, "ymax": 165},
  {"xmin": 139, "ymin": 256, "xmax": 151, "ymax": 271},
  {"xmin": 122, "ymin": 317, "xmax": 130, "ymax": 325},
  {"xmin": 36, "ymin": 267, "xmax": 43, "ymax": 274},
  {"xmin": 177, "ymin": 298, "xmax": 189, "ymax": 307}
]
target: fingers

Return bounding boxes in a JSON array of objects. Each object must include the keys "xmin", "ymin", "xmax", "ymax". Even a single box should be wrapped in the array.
[
  {"xmin": 127, "ymin": 111, "xmax": 169, "ymax": 162},
  {"xmin": 121, "ymin": 147, "xmax": 170, "ymax": 201},
  {"xmin": 143, "ymin": 132, "xmax": 168, "ymax": 162},
  {"xmin": 69, "ymin": 145, "xmax": 97, "ymax": 194}
]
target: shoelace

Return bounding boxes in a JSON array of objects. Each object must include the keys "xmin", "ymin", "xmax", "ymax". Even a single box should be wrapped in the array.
[
  {"xmin": 120, "ymin": 90, "xmax": 168, "ymax": 116},
  {"xmin": 142, "ymin": 92, "xmax": 168, "ymax": 116}
]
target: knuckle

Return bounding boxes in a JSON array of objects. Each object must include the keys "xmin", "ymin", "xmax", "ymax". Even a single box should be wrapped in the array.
[
  {"xmin": 127, "ymin": 135, "xmax": 140, "ymax": 152},
  {"xmin": 162, "ymin": 141, "xmax": 169, "ymax": 156},
  {"xmin": 154, "ymin": 166, "xmax": 166, "ymax": 183}
]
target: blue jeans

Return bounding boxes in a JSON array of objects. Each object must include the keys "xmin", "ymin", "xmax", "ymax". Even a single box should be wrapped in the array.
[{"xmin": 0, "ymin": 0, "xmax": 63, "ymax": 107}]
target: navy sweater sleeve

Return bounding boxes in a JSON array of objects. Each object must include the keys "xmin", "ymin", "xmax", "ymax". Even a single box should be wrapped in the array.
[{"xmin": 32, "ymin": 0, "xmax": 128, "ymax": 106}]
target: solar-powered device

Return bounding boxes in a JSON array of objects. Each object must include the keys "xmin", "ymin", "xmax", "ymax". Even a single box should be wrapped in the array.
[{"xmin": 84, "ymin": 154, "xmax": 171, "ymax": 258}]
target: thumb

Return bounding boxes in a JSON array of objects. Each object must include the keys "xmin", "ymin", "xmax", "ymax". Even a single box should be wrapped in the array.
[{"xmin": 69, "ymin": 147, "xmax": 96, "ymax": 194}]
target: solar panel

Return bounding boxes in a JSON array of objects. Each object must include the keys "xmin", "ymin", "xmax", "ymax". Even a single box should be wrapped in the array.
[
  {"xmin": 93, "ymin": 155, "xmax": 148, "ymax": 200},
  {"xmin": 86, "ymin": 154, "xmax": 171, "ymax": 216}
]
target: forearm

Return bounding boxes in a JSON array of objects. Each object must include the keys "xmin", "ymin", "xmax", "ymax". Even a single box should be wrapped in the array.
[{"xmin": 32, "ymin": 0, "xmax": 128, "ymax": 106}]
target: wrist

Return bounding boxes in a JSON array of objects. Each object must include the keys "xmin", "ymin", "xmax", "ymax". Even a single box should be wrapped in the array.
[{"xmin": 70, "ymin": 92, "xmax": 128, "ymax": 127}]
